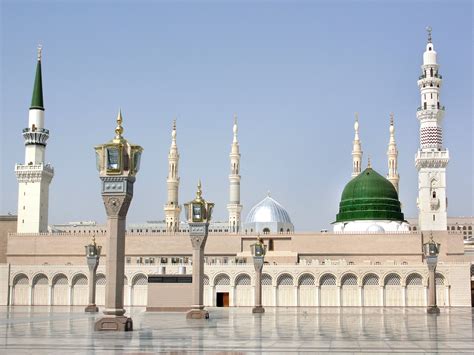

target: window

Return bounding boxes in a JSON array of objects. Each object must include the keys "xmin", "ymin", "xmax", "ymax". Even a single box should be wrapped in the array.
[
  {"xmin": 432, "ymin": 191, "xmax": 436, "ymax": 198},
  {"xmin": 433, "ymin": 215, "xmax": 436, "ymax": 221},
  {"xmin": 269, "ymin": 239, "xmax": 274, "ymax": 251},
  {"xmin": 263, "ymin": 228, "xmax": 270, "ymax": 235},
  {"xmin": 424, "ymin": 102, "xmax": 427, "ymax": 109}
]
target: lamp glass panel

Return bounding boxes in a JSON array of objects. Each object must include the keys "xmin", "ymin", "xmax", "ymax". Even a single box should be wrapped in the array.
[
  {"xmin": 95, "ymin": 150, "xmax": 101, "ymax": 171},
  {"xmin": 192, "ymin": 203, "xmax": 202, "ymax": 221},
  {"xmin": 133, "ymin": 151, "xmax": 142, "ymax": 173},
  {"xmin": 106, "ymin": 147, "xmax": 120, "ymax": 170}
]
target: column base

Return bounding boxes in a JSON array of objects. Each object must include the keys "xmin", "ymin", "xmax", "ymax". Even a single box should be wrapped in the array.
[
  {"xmin": 186, "ymin": 309, "xmax": 209, "ymax": 319},
  {"xmin": 84, "ymin": 304, "xmax": 99, "ymax": 313},
  {"xmin": 252, "ymin": 306, "xmax": 265, "ymax": 314},
  {"xmin": 427, "ymin": 306, "xmax": 440, "ymax": 314},
  {"xmin": 95, "ymin": 316, "xmax": 133, "ymax": 331}
]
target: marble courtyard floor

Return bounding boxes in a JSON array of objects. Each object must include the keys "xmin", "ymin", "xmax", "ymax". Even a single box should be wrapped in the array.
[{"xmin": 0, "ymin": 306, "xmax": 473, "ymax": 354}]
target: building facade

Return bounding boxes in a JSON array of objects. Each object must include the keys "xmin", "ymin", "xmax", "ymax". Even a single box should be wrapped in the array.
[{"xmin": 1, "ymin": 30, "xmax": 473, "ymax": 310}]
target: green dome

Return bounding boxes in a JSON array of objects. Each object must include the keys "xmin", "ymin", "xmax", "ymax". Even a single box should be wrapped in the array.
[{"xmin": 335, "ymin": 168, "xmax": 405, "ymax": 223}]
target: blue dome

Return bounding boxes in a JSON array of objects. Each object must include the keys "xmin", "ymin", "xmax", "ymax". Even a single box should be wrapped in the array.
[{"xmin": 245, "ymin": 196, "xmax": 292, "ymax": 224}]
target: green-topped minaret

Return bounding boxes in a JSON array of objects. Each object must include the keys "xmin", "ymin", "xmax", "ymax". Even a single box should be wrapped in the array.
[
  {"xmin": 15, "ymin": 45, "xmax": 54, "ymax": 233},
  {"xmin": 30, "ymin": 45, "xmax": 44, "ymax": 110}
]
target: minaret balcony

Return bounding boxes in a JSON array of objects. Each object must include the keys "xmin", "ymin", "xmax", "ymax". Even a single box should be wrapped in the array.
[
  {"xmin": 415, "ymin": 150, "xmax": 449, "ymax": 169},
  {"xmin": 15, "ymin": 162, "xmax": 54, "ymax": 173},
  {"xmin": 417, "ymin": 105, "xmax": 445, "ymax": 112},
  {"xmin": 22, "ymin": 127, "xmax": 49, "ymax": 146},
  {"xmin": 418, "ymin": 73, "xmax": 442, "ymax": 80}
]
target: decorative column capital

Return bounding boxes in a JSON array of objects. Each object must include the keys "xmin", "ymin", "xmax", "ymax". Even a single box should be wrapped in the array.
[
  {"xmin": 189, "ymin": 222, "xmax": 209, "ymax": 249},
  {"xmin": 253, "ymin": 256, "xmax": 264, "ymax": 272},
  {"xmin": 102, "ymin": 195, "xmax": 132, "ymax": 218}
]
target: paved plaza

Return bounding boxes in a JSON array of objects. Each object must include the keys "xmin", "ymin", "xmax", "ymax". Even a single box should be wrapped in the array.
[{"xmin": 1, "ymin": 307, "xmax": 473, "ymax": 353}]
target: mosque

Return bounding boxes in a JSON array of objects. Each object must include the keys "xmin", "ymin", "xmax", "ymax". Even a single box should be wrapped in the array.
[{"xmin": 0, "ymin": 30, "xmax": 473, "ymax": 309}]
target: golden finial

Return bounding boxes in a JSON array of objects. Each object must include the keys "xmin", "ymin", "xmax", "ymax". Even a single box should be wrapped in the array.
[
  {"xmin": 367, "ymin": 155, "xmax": 372, "ymax": 169},
  {"xmin": 91, "ymin": 234, "xmax": 96, "ymax": 247},
  {"xmin": 37, "ymin": 44, "xmax": 43, "ymax": 61},
  {"xmin": 355, "ymin": 112, "xmax": 359, "ymax": 122},
  {"xmin": 173, "ymin": 117, "xmax": 177, "ymax": 130},
  {"xmin": 426, "ymin": 26, "xmax": 432, "ymax": 43},
  {"xmin": 234, "ymin": 113, "xmax": 238, "ymax": 125},
  {"xmin": 115, "ymin": 109, "xmax": 124, "ymax": 139},
  {"xmin": 390, "ymin": 112, "xmax": 394, "ymax": 126},
  {"xmin": 196, "ymin": 179, "xmax": 203, "ymax": 200}
]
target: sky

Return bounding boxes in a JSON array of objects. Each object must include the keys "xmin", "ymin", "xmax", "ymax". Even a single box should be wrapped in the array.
[{"xmin": 0, "ymin": 0, "xmax": 472, "ymax": 231}]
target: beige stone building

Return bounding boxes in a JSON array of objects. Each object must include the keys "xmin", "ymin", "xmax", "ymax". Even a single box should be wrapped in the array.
[{"xmin": 1, "ymin": 32, "xmax": 473, "ymax": 311}]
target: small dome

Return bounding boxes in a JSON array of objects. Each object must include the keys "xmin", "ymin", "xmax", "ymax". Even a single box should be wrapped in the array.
[
  {"xmin": 246, "ymin": 196, "xmax": 292, "ymax": 224},
  {"xmin": 367, "ymin": 224, "xmax": 385, "ymax": 233},
  {"xmin": 335, "ymin": 167, "xmax": 405, "ymax": 223}
]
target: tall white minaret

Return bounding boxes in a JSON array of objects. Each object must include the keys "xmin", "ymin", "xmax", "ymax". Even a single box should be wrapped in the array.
[
  {"xmin": 15, "ymin": 46, "xmax": 54, "ymax": 233},
  {"xmin": 415, "ymin": 27, "xmax": 449, "ymax": 231},
  {"xmin": 227, "ymin": 115, "xmax": 242, "ymax": 233},
  {"xmin": 352, "ymin": 112, "xmax": 362, "ymax": 178},
  {"xmin": 387, "ymin": 113, "xmax": 400, "ymax": 193},
  {"xmin": 164, "ymin": 119, "xmax": 181, "ymax": 232}
]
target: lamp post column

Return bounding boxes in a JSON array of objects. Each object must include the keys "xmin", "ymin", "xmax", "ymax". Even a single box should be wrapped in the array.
[
  {"xmin": 85, "ymin": 254, "xmax": 99, "ymax": 312},
  {"xmin": 93, "ymin": 110, "xmax": 143, "ymax": 332},
  {"xmin": 426, "ymin": 256, "xmax": 440, "ymax": 314},
  {"xmin": 184, "ymin": 181, "xmax": 214, "ymax": 320},
  {"xmin": 187, "ymin": 222, "xmax": 209, "ymax": 319},
  {"xmin": 252, "ymin": 256, "xmax": 265, "ymax": 313}
]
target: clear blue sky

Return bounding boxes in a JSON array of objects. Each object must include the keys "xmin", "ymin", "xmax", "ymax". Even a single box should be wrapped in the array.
[{"xmin": 1, "ymin": 0, "xmax": 472, "ymax": 230}]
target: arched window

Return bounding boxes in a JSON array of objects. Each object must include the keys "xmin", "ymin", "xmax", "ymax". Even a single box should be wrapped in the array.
[
  {"xmin": 432, "ymin": 191, "xmax": 436, "ymax": 198},
  {"xmin": 263, "ymin": 228, "xmax": 270, "ymax": 235}
]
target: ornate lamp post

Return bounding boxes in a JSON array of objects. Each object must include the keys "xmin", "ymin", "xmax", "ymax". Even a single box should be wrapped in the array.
[
  {"xmin": 94, "ymin": 110, "xmax": 143, "ymax": 331},
  {"xmin": 84, "ymin": 235, "xmax": 102, "ymax": 313},
  {"xmin": 250, "ymin": 235, "xmax": 266, "ymax": 314},
  {"xmin": 423, "ymin": 234, "xmax": 441, "ymax": 314},
  {"xmin": 184, "ymin": 181, "xmax": 214, "ymax": 319}
]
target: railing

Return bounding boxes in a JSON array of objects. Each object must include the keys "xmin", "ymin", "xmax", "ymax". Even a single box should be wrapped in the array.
[
  {"xmin": 417, "ymin": 105, "xmax": 445, "ymax": 111},
  {"xmin": 15, "ymin": 163, "xmax": 54, "ymax": 173},
  {"xmin": 22, "ymin": 127, "xmax": 49, "ymax": 134},
  {"xmin": 418, "ymin": 73, "xmax": 442, "ymax": 80}
]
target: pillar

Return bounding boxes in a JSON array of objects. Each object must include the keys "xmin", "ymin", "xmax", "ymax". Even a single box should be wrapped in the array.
[
  {"xmin": 85, "ymin": 255, "xmax": 99, "ymax": 312},
  {"xmin": 186, "ymin": 222, "xmax": 209, "ymax": 319},
  {"xmin": 252, "ymin": 256, "xmax": 264, "ymax": 313},
  {"xmin": 95, "ymin": 178, "xmax": 135, "ymax": 331}
]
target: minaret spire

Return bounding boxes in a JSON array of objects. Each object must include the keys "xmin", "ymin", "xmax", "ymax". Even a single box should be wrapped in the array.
[
  {"xmin": 227, "ymin": 114, "xmax": 242, "ymax": 233},
  {"xmin": 415, "ymin": 27, "xmax": 449, "ymax": 231},
  {"xmin": 15, "ymin": 46, "xmax": 54, "ymax": 233},
  {"xmin": 387, "ymin": 113, "xmax": 400, "ymax": 193},
  {"xmin": 30, "ymin": 44, "xmax": 44, "ymax": 110},
  {"xmin": 351, "ymin": 112, "xmax": 363, "ymax": 178},
  {"xmin": 164, "ymin": 118, "xmax": 181, "ymax": 233}
]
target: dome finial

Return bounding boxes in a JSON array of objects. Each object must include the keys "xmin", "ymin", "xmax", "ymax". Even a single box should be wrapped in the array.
[
  {"xmin": 196, "ymin": 179, "xmax": 203, "ymax": 200},
  {"xmin": 367, "ymin": 155, "xmax": 372, "ymax": 169},
  {"xmin": 426, "ymin": 26, "xmax": 432, "ymax": 43},
  {"xmin": 233, "ymin": 114, "xmax": 238, "ymax": 143},
  {"xmin": 115, "ymin": 109, "xmax": 124, "ymax": 139},
  {"xmin": 37, "ymin": 44, "xmax": 42, "ymax": 61},
  {"xmin": 267, "ymin": 190, "xmax": 271, "ymax": 197}
]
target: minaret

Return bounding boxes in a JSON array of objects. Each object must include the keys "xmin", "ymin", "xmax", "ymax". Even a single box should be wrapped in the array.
[
  {"xmin": 415, "ymin": 27, "xmax": 449, "ymax": 231},
  {"xmin": 351, "ymin": 113, "xmax": 362, "ymax": 178},
  {"xmin": 164, "ymin": 119, "xmax": 181, "ymax": 232},
  {"xmin": 227, "ymin": 114, "xmax": 242, "ymax": 233},
  {"xmin": 387, "ymin": 113, "xmax": 400, "ymax": 193},
  {"xmin": 15, "ymin": 46, "xmax": 54, "ymax": 233}
]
